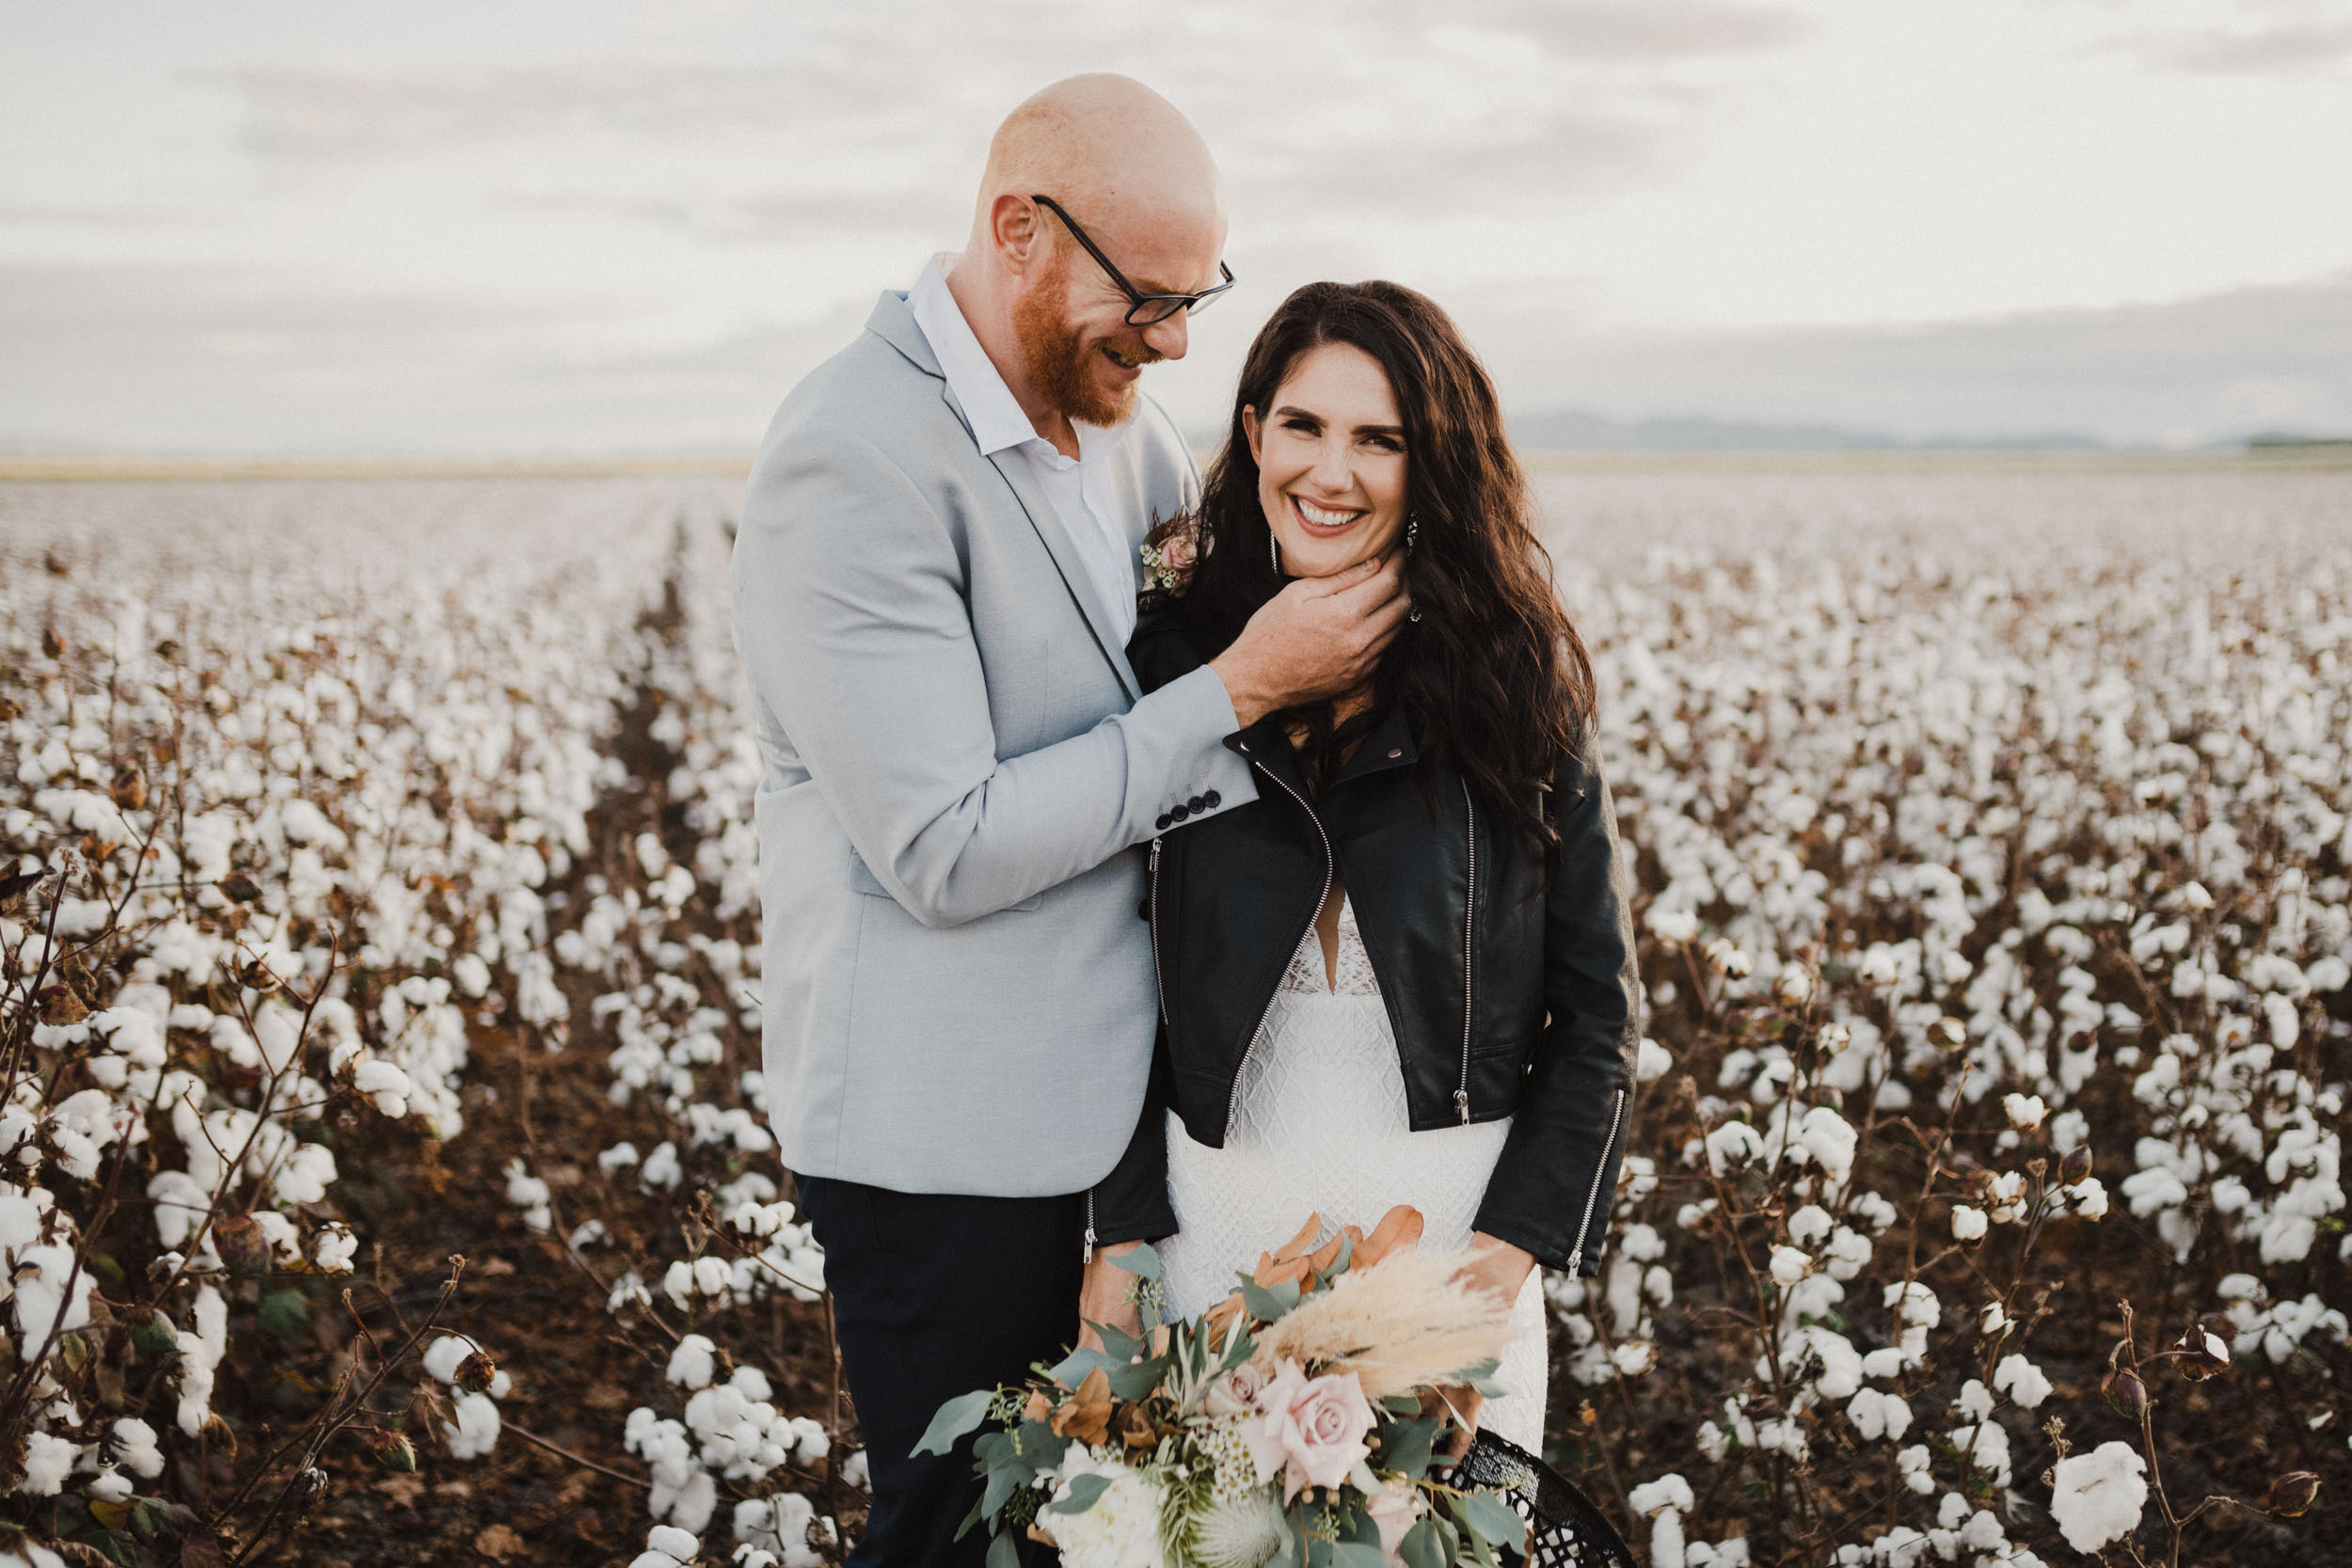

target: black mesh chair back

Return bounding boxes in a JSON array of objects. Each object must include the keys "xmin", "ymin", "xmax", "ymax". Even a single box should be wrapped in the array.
[{"xmin": 1441, "ymin": 1431, "xmax": 1641, "ymax": 1568}]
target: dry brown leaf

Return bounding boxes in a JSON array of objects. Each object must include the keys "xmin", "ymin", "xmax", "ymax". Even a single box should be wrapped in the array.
[
  {"xmin": 1049, "ymin": 1366, "xmax": 1113, "ymax": 1444},
  {"xmin": 373, "ymin": 1476, "xmax": 426, "ymax": 1509},
  {"xmin": 1354, "ymin": 1206, "xmax": 1424, "ymax": 1271}
]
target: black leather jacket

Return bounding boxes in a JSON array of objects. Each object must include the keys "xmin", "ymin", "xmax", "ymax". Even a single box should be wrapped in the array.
[{"xmin": 1089, "ymin": 609, "xmax": 1641, "ymax": 1276}]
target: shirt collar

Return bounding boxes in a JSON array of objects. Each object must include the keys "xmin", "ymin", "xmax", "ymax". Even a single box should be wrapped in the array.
[{"xmin": 906, "ymin": 255, "xmax": 1136, "ymax": 464}]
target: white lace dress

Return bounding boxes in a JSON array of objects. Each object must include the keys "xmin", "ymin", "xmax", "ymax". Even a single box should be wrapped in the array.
[{"xmin": 1156, "ymin": 895, "xmax": 1549, "ymax": 1450}]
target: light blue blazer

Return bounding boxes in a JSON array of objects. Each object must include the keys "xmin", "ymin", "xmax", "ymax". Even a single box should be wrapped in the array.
[{"xmin": 731, "ymin": 290, "xmax": 1257, "ymax": 1196}]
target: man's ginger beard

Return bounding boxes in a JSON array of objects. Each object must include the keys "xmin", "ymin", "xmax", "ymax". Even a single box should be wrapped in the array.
[{"xmin": 1012, "ymin": 246, "xmax": 1162, "ymax": 428}]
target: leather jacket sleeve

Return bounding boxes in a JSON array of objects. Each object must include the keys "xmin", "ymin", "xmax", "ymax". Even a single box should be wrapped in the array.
[
  {"xmin": 1472, "ymin": 748, "xmax": 1642, "ymax": 1275},
  {"xmin": 1089, "ymin": 1028, "xmax": 1181, "ymax": 1245}
]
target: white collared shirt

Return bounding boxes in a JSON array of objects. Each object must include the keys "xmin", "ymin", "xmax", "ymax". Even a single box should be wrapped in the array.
[{"xmin": 907, "ymin": 256, "xmax": 1141, "ymax": 646}]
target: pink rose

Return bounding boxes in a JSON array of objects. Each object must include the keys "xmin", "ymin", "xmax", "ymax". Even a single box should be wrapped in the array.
[
  {"xmin": 1158, "ymin": 528, "xmax": 1197, "ymax": 573},
  {"xmin": 1203, "ymin": 1362, "xmax": 1269, "ymax": 1418},
  {"xmin": 1242, "ymin": 1358, "xmax": 1375, "ymax": 1500}
]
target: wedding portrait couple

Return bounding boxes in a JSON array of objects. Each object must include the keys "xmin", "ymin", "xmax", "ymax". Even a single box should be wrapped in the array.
[{"xmin": 732, "ymin": 72, "xmax": 1640, "ymax": 1563}]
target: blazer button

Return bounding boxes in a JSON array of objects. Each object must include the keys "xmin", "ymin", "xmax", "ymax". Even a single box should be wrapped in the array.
[
  {"xmin": 1202, "ymin": 790, "xmax": 1220, "ymax": 808},
  {"xmin": 1186, "ymin": 794, "xmax": 1206, "ymax": 812},
  {"xmin": 1155, "ymin": 813, "xmax": 1173, "ymax": 831},
  {"xmin": 1169, "ymin": 803, "xmax": 1190, "ymax": 822}
]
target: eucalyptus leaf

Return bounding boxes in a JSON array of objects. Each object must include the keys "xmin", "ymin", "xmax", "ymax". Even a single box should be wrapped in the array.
[
  {"xmin": 986, "ymin": 1527, "xmax": 1022, "ymax": 1568},
  {"xmin": 1333, "ymin": 1545, "xmax": 1391, "ymax": 1568},
  {"xmin": 1107, "ymin": 1354, "xmax": 1170, "ymax": 1402},
  {"xmin": 912, "ymin": 1389, "xmax": 993, "ymax": 1457},
  {"xmin": 1047, "ymin": 1345, "xmax": 1119, "ymax": 1388},
  {"xmin": 980, "ymin": 1460, "xmax": 1026, "ymax": 1519},
  {"xmin": 1240, "ymin": 1275, "xmax": 1301, "ymax": 1322},
  {"xmin": 1399, "ymin": 1516, "xmax": 1447, "ymax": 1568},
  {"xmin": 1468, "ymin": 1373, "xmax": 1510, "ymax": 1399},
  {"xmin": 1452, "ymin": 1491, "xmax": 1529, "ymax": 1552},
  {"xmin": 1047, "ymin": 1473, "xmax": 1113, "ymax": 1514},
  {"xmin": 1091, "ymin": 1319, "xmax": 1143, "ymax": 1362},
  {"xmin": 953, "ymin": 1494, "xmax": 988, "ymax": 1542},
  {"xmin": 1377, "ymin": 1414, "xmax": 1442, "ymax": 1481},
  {"xmin": 1379, "ymin": 1393, "xmax": 1422, "ymax": 1417},
  {"xmin": 1109, "ymin": 1243, "xmax": 1162, "ymax": 1280},
  {"xmin": 1015, "ymin": 1419, "xmax": 1070, "ymax": 1471}
]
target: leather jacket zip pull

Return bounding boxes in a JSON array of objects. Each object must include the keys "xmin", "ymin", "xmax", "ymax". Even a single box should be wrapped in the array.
[
  {"xmin": 1083, "ymin": 1189, "xmax": 1096, "ymax": 1264},
  {"xmin": 1147, "ymin": 836, "xmax": 1168, "ymax": 1025},
  {"xmin": 1565, "ymin": 1087, "xmax": 1628, "ymax": 1273}
]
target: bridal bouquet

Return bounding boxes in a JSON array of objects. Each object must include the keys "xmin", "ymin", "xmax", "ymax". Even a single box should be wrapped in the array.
[{"xmin": 915, "ymin": 1207, "xmax": 1533, "ymax": 1568}]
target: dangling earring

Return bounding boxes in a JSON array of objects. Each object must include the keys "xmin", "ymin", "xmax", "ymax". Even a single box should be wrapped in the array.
[
  {"xmin": 1406, "ymin": 512, "xmax": 1423, "ymax": 622},
  {"xmin": 1268, "ymin": 531, "xmax": 1281, "ymax": 574}
]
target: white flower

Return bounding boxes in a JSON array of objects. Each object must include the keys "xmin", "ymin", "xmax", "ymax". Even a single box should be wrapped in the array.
[
  {"xmin": 1038, "ymin": 1446, "xmax": 1168, "ymax": 1568},
  {"xmin": 2049, "ymin": 1441, "xmax": 2148, "ymax": 1553}
]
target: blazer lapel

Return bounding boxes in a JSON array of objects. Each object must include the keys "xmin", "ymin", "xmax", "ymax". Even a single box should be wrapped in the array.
[
  {"xmin": 872, "ymin": 286, "xmax": 1143, "ymax": 703},
  {"xmin": 980, "ymin": 439, "xmax": 1142, "ymax": 702}
]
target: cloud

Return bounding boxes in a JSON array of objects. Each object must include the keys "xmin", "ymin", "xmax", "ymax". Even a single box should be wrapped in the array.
[{"xmin": 2103, "ymin": 0, "xmax": 2352, "ymax": 75}]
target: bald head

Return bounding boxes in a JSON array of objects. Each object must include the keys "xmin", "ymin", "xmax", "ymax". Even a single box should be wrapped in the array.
[
  {"xmin": 947, "ymin": 74, "xmax": 1226, "ymax": 448},
  {"xmin": 971, "ymin": 74, "xmax": 1222, "ymax": 255}
]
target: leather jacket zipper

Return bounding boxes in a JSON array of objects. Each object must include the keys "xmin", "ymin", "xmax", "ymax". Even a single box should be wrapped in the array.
[
  {"xmin": 1083, "ymin": 1189, "xmax": 1095, "ymax": 1264},
  {"xmin": 1455, "ymin": 783, "xmax": 1476, "ymax": 1123},
  {"xmin": 1227, "ymin": 753, "xmax": 1332, "ymax": 1141},
  {"xmin": 1147, "ymin": 836, "xmax": 1168, "ymax": 1025},
  {"xmin": 1565, "ymin": 1087, "xmax": 1627, "ymax": 1273}
]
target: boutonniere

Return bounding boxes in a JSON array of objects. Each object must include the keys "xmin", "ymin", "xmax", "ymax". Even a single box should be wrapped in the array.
[{"xmin": 1138, "ymin": 513, "xmax": 1202, "ymax": 600}]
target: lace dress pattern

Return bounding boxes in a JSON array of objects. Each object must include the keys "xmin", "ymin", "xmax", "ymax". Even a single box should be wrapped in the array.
[{"xmin": 1156, "ymin": 895, "xmax": 1549, "ymax": 1450}]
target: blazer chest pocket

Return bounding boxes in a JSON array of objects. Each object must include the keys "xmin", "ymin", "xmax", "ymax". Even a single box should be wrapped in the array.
[{"xmin": 848, "ymin": 848, "xmax": 1041, "ymax": 911}]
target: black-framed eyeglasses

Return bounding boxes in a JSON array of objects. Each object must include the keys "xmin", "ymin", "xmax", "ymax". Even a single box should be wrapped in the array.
[{"xmin": 1031, "ymin": 194, "xmax": 1236, "ymax": 326}]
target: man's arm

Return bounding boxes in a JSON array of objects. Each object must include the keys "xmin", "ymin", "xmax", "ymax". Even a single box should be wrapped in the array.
[{"xmin": 733, "ymin": 427, "xmax": 1254, "ymax": 927}]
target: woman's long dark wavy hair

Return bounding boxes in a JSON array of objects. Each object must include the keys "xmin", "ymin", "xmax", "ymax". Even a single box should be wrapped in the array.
[{"xmin": 1176, "ymin": 280, "xmax": 1596, "ymax": 845}]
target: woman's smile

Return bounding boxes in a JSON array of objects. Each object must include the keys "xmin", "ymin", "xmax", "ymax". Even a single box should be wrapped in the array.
[{"xmin": 1289, "ymin": 494, "xmax": 1368, "ymax": 535}]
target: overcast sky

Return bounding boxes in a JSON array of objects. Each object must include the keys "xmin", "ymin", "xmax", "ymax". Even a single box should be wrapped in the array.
[{"xmin": 5, "ymin": 0, "xmax": 2351, "ymax": 454}]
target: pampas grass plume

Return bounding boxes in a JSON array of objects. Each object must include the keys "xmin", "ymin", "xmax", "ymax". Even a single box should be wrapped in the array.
[{"xmin": 1248, "ymin": 1246, "xmax": 1515, "ymax": 1400}]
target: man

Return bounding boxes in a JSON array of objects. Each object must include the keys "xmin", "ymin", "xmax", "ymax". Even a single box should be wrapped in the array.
[{"xmin": 731, "ymin": 74, "xmax": 1407, "ymax": 1560}]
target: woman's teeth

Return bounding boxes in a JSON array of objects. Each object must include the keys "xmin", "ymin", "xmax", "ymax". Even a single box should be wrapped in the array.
[{"xmin": 1295, "ymin": 498, "xmax": 1361, "ymax": 529}]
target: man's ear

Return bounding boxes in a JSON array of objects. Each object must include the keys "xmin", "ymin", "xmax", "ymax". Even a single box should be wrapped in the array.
[
  {"xmin": 1241, "ymin": 404, "xmax": 1262, "ymax": 466},
  {"xmin": 990, "ymin": 192, "xmax": 1044, "ymax": 275}
]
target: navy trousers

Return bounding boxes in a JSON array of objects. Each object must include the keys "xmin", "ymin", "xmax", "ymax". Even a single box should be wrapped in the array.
[{"xmin": 793, "ymin": 1174, "xmax": 1085, "ymax": 1566}]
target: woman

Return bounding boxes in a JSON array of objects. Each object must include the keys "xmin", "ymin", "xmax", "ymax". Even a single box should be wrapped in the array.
[{"xmin": 1084, "ymin": 280, "xmax": 1641, "ymax": 1450}]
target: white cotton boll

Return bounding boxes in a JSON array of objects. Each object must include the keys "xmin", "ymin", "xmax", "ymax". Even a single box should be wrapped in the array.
[
  {"xmin": 1862, "ymin": 1348, "xmax": 1906, "ymax": 1381},
  {"xmin": 17, "ymin": 1431, "xmax": 78, "ymax": 1495},
  {"xmin": 646, "ymin": 1524, "xmax": 700, "ymax": 1561},
  {"xmin": 110, "ymin": 1417, "xmax": 164, "ymax": 1479},
  {"xmin": 598, "ymin": 1141, "xmax": 642, "ymax": 1176},
  {"xmin": 641, "ymin": 1142, "xmax": 682, "ymax": 1190},
  {"xmin": 1772, "ymin": 961, "xmax": 1814, "ymax": 1007},
  {"xmin": 273, "ymin": 1144, "xmax": 336, "ymax": 1206},
  {"xmin": 1636, "ymin": 1037, "xmax": 1674, "ymax": 1083},
  {"xmin": 730, "ymin": 1366, "xmax": 773, "ymax": 1403},
  {"xmin": 1897, "ymin": 1445, "xmax": 1935, "ymax": 1495},
  {"xmin": 1951, "ymin": 1206, "xmax": 1988, "ymax": 1242},
  {"xmin": 1795, "ymin": 1105, "xmax": 1857, "ymax": 1185},
  {"xmin": 422, "ymin": 1335, "xmax": 473, "ymax": 1385},
  {"xmin": 313, "ymin": 1224, "xmax": 358, "ymax": 1275},
  {"xmin": 2064, "ymin": 1178, "xmax": 2109, "ymax": 1220},
  {"xmin": 1994, "ymin": 1354, "xmax": 2053, "ymax": 1409},
  {"xmin": 2001, "ymin": 1093, "xmax": 2046, "ymax": 1132},
  {"xmin": 1788, "ymin": 1204, "xmax": 1832, "ymax": 1249},
  {"xmin": 503, "ymin": 1159, "xmax": 552, "ymax": 1232},
  {"xmin": 1702, "ymin": 937, "xmax": 1753, "ymax": 979},
  {"xmin": 1706, "ymin": 1120, "xmax": 1765, "ymax": 1174},
  {"xmin": 660, "ymin": 1261, "xmax": 696, "ymax": 1311},
  {"xmin": 692, "ymin": 1256, "xmax": 734, "ymax": 1297},
  {"xmin": 1981, "ymin": 1301, "xmax": 2010, "ymax": 1336},
  {"xmin": 442, "ymin": 1390, "xmax": 501, "ymax": 1459},
  {"xmin": 1645, "ymin": 907, "xmax": 1698, "ymax": 945},
  {"xmin": 452, "ymin": 953, "xmax": 493, "ymax": 999},
  {"xmin": 1768, "ymin": 1245, "xmax": 1811, "ymax": 1285},
  {"xmin": 87, "ymin": 1467, "xmax": 135, "ymax": 1503},
  {"xmin": 787, "ymin": 1417, "xmax": 830, "ymax": 1465},
  {"xmin": 13, "ymin": 1243, "xmax": 94, "ymax": 1349},
  {"xmin": 1613, "ymin": 1339, "xmax": 1659, "ymax": 1377},
  {"xmin": 2181, "ymin": 881, "xmax": 2214, "ymax": 911},
  {"xmin": 668, "ymin": 1334, "xmax": 717, "ymax": 1389},
  {"xmin": 1847, "ymin": 1388, "xmax": 1913, "ymax": 1443},
  {"xmin": 49, "ymin": 1128, "xmax": 103, "ymax": 1182},
  {"xmin": 352, "ymin": 1060, "xmax": 411, "ymax": 1117},
  {"xmin": 666, "ymin": 1470, "xmax": 719, "ymax": 1536},
  {"xmin": 1956, "ymin": 1380, "xmax": 1994, "ymax": 1422},
  {"xmin": 2049, "ymin": 1442, "xmax": 2148, "ymax": 1554}
]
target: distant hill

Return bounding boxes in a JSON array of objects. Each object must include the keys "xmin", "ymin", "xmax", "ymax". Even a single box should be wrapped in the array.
[{"xmin": 1503, "ymin": 407, "xmax": 2109, "ymax": 452}]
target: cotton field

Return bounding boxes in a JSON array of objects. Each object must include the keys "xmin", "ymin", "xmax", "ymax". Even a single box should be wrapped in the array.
[{"xmin": 2, "ymin": 464, "xmax": 2347, "ymax": 1567}]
